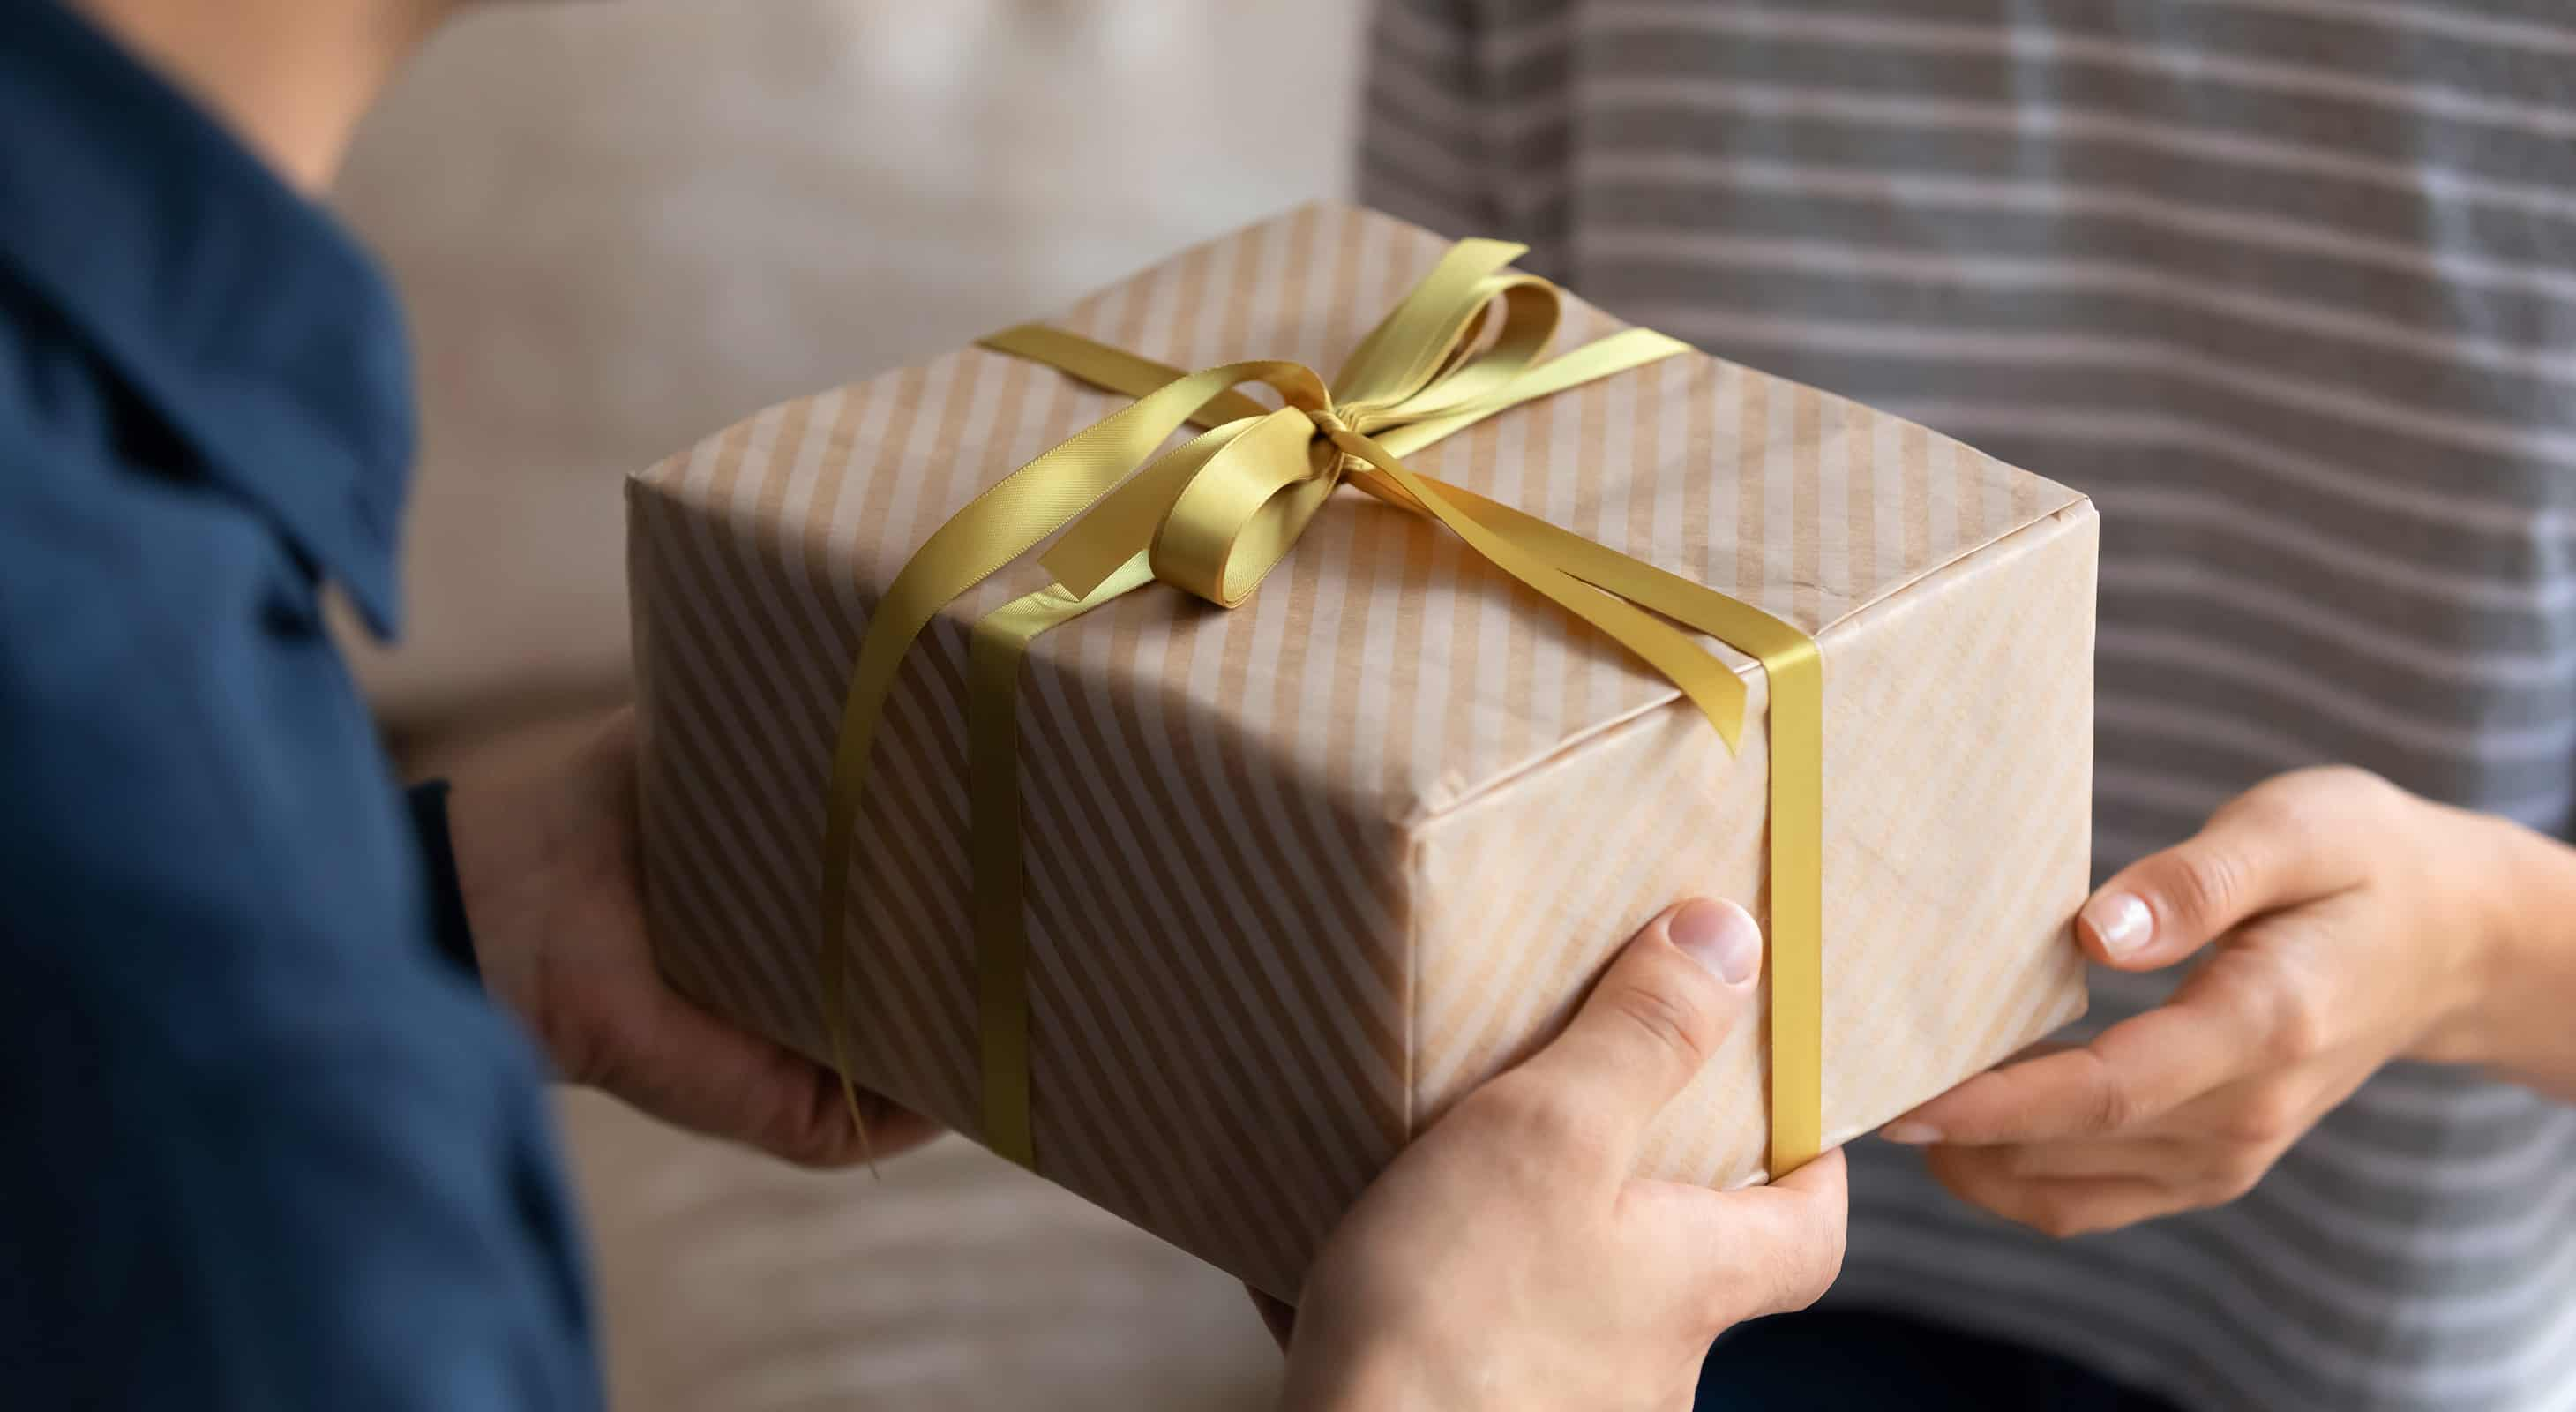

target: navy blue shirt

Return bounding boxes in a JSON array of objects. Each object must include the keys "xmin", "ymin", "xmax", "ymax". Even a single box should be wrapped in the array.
[{"xmin": 0, "ymin": 3, "xmax": 601, "ymax": 1406}]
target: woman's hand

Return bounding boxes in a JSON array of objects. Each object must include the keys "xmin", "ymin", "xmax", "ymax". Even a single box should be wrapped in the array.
[
  {"xmin": 1884, "ymin": 764, "xmax": 2570, "ymax": 1238},
  {"xmin": 446, "ymin": 708, "xmax": 939, "ymax": 1167},
  {"xmin": 1277, "ymin": 899, "xmax": 1849, "ymax": 1411}
]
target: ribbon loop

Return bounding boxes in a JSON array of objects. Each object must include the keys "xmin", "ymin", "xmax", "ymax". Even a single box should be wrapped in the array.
[
  {"xmin": 1329, "ymin": 238, "xmax": 1530, "ymax": 405},
  {"xmin": 1152, "ymin": 409, "xmax": 1342, "ymax": 607}
]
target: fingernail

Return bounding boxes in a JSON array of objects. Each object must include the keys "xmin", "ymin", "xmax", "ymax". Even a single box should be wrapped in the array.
[
  {"xmin": 2083, "ymin": 890, "xmax": 2154, "ymax": 959},
  {"xmin": 1881, "ymin": 1121, "xmax": 1941, "ymax": 1145},
  {"xmin": 1671, "ymin": 898, "xmax": 1762, "ymax": 987}
]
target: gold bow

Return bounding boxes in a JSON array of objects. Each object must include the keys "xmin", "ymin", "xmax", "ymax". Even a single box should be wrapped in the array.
[{"xmin": 820, "ymin": 238, "xmax": 1823, "ymax": 1183}]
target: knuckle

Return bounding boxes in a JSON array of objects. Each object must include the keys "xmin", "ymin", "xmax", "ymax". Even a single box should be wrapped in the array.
[
  {"xmin": 2213, "ymin": 1108, "xmax": 2280, "ymax": 1151},
  {"xmin": 2158, "ymin": 845, "xmax": 2249, "ymax": 935},
  {"xmin": 2223, "ymin": 775, "xmax": 2307, "ymax": 830},
  {"xmin": 762, "ymin": 1123, "xmax": 827, "ymax": 1168},
  {"xmin": 2082, "ymin": 1087, "xmax": 2125, "ymax": 1137},
  {"xmin": 2293, "ymin": 763, "xmax": 2393, "ymax": 809},
  {"xmin": 542, "ymin": 1004, "xmax": 617, "ymax": 1096},
  {"xmin": 2024, "ymin": 1190, "xmax": 2095, "ymax": 1241},
  {"xmin": 764, "ymin": 1085, "xmax": 881, "ymax": 1169},
  {"xmin": 2257, "ymin": 978, "xmax": 2329, "ymax": 1065},
  {"xmin": 2230, "ymin": 767, "xmax": 2348, "ymax": 822},
  {"xmin": 1795, "ymin": 1216, "xmax": 1849, "ymax": 1308},
  {"xmin": 2207, "ymin": 1155, "xmax": 2270, "ymax": 1205},
  {"xmin": 765, "ymin": 1107, "xmax": 847, "ymax": 1168},
  {"xmin": 531, "ymin": 1009, "xmax": 590, "ymax": 1082},
  {"xmin": 783, "ymin": 1136, "xmax": 847, "ymax": 1169},
  {"xmin": 1599, "ymin": 973, "xmax": 1719, "ymax": 1076},
  {"xmin": 513, "ymin": 958, "xmax": 595, "ymax": 1085},
  {"xmin": 2217, "ymin": 1086, "xmax": 2303, "ymax": 1148},
  {"xmin": 1771, "ymin": 1261, "xmax": 1834, "ymax": 1316},
  {"xmin": 2005, "ymin": 1145, "xmax": 2059, "ymax": 1181},
  {"xmin": 1749, "ymin": 1233, "xmax": 1844, "ymax": 1319},
  {"xmin": 2078, "ymin": 1054, "xmax": 2143, "ymax": 1134},
  {"xmin": 2235, "ymin": 767, "xmax": 2393, "ymax": 847}
]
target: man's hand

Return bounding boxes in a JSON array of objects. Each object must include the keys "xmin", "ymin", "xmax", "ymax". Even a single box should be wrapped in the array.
[
  {"xmin": 1883, "ymin": 765, "xmax": 2555, "ymax": 1237},
  {"xmin": 446, "ymin": 708, "xmax": 938, "ymax": 1167},
  {"xmin": 1276, "ymin": 898, "xmax": 1848, "ymax": 1411}
]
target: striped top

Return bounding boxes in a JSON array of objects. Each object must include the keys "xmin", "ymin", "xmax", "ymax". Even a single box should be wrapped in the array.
[{"xmin": 1359, "ymin": 3, "xmax": 2576, "ymax": 1409}]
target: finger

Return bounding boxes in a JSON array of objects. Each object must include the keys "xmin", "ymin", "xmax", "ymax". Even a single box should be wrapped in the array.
[
  {"xmin": 1245, "ymin": 1286, "xmax": 1295, "ymax": 1352},
  {"xmin": 1509, "ymin": 898, "xmax": 1763, "ymax": 1168},
  {"xmin": 1623, "ymin": 1148, "xmax": 1847, "ymax": 1327},
  {"xmin": 1885, "ymin": 978, "xmax": 2268, "ymax": 1145},
  {"xmin": 2078, "ymin": 770, "xmax": 2373, "ymax": 971},
  {"xmin": 1924, "ymin": 1147, "xmax": 2183, "ymax": 1239},
  {"xmin": 1998, "ymin": 1038, "xmax": 2078, "ymax": 1064},
  {"xmin": 621, "ymin": 982, "xmax": 940, "ymax": 1167},
  {"xmin": 2160, "ymin": 1068, "xmax": 2333, "ymax": 1159},
  {"xmin": 1972, "ymin": 1133, "xmax": 2201, "ymax": 1183}
]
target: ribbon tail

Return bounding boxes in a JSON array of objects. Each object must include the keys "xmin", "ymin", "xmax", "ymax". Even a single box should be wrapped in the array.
[
  {"xmin": 969, "ymin": 556, "xmax": 1160, "ymax": 1170},
  {"xmin": 1344, "ymin": 439, "xmax": 1826, "ymax": 1179},
  {"xmin": 1406, "ymin": 471, "xmax": 1826, "ymax": 1177},
  {"xmin": 1761, "ymin": 636, "xmax": 1823, "ymax": 1177}
]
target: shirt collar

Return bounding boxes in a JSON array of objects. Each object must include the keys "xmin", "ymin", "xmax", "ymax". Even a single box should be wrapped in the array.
[{"xmin": 0, "ymin": 1, "xmax": 414, "ymax": 636}]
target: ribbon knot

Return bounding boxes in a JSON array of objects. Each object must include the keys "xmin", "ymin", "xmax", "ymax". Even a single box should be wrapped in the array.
[{"xmin": 818, "ymin": 235, "xmax": 1827, "ymax": 1186}]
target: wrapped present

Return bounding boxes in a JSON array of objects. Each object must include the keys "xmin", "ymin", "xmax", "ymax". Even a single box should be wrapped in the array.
[{"xmin": 627, "ymin": 201, "xmax": 2094, "ymax": 1299}]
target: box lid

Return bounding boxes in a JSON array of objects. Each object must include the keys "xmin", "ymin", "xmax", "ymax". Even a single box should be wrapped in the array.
[{"xmin": 638, "ymin": 200, "xmax": 2086, "ymax": 821}]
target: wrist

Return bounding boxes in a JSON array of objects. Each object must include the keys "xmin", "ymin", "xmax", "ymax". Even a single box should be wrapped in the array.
[
  {"xmin": 437, "ymin": 768, "xmax": 558, "ymax": 1030},
  {"xmin": 1283, "ymin": 1340, "xmax": 1463, "ymax": 1412},
  {"xmin": 1278, "ymin": 1346, "xmax": 1419, "ymax": 1412},
  {"xmin": 1279, "ymin": 1309, "xmax": 1471, "ymax": 1412},
  {"xmin": 2416, "ymin": 812, "xmax": 2576, "ymax": 1089}
]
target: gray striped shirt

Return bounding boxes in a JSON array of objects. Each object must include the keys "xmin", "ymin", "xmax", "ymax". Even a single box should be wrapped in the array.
[{"xmin": 1359, "ymin": 3, "xmax": 2576, "ymax": 1408}]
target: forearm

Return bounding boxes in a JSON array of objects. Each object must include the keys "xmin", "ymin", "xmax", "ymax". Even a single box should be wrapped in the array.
[{"xmin": 2441, "ymin": 815, "xmax": 2576, "ymax": 1102}]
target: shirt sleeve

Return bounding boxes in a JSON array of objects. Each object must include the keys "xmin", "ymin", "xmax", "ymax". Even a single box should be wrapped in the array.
[
  {"xmin": 407, "ymin": 778, "xmax": 483, "ymax": 982},
  {"xmin": 0, "ymin": 436, "xmax": 602, "ymax": 1410}
]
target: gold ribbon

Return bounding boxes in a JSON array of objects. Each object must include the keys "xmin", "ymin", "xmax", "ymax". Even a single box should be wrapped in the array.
[{"xmin": 820, "ymin": 238, "xmax": 1823, "ymax": 1182}]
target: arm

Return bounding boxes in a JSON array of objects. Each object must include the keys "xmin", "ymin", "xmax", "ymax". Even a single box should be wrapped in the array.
[
  {"xmin": 1887, "ymin": 766, "xmax": 2576, "ymax": 1237},
  {"xmin": 2467, "ymin": 819, "xmax": 2576, "ymax": 1102}
]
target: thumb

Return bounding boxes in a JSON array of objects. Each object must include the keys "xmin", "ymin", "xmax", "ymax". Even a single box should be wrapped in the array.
[
  {"xmin": 1625, "ymin": 1146, "xmax": 1849, "ymax": 1329},
  {"xmin": 1511, "ymin": 898, "xmax": 1764, "ymax": 1168},
  {"xmin": 2077, "ymin": 772, "xmax": 2365, "ymax": 971}
]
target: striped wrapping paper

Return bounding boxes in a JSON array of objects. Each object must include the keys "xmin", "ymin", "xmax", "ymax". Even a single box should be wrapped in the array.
[{"xmin": 626, "ymin": 201, "xmax": 2096, "ymax": 1300}]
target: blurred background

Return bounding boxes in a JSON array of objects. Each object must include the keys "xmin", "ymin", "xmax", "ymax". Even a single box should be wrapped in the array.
[{"xmin": 330, "ymin": 3, "xmax": 1367, "ymax": 1407}]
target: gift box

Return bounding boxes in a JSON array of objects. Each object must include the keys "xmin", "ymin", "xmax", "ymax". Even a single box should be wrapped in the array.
[{"xmin": 626, "ymin": 201, "xmax": 2094, "ymax": 1299}]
